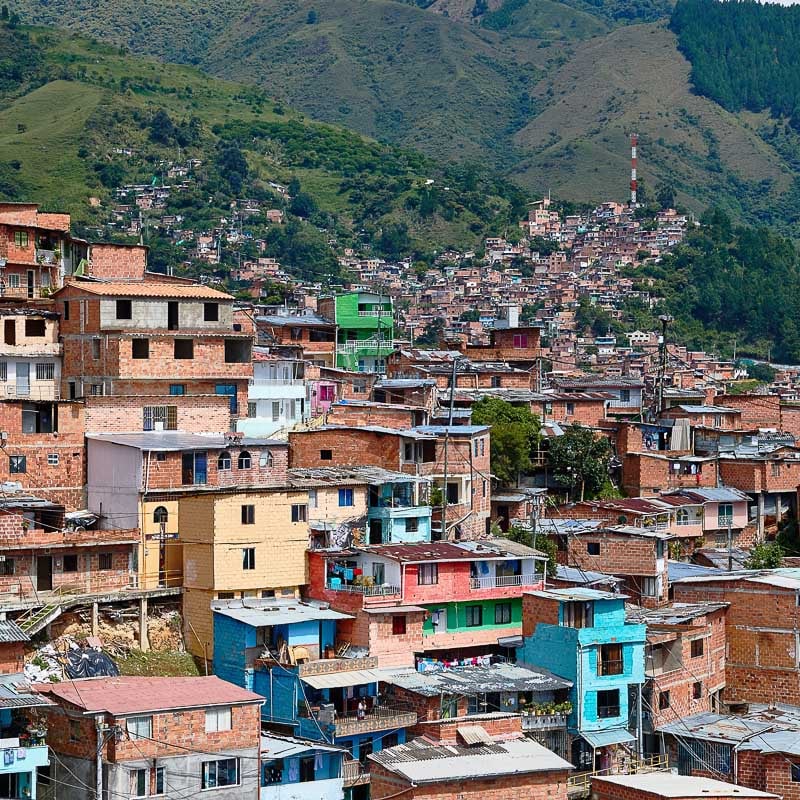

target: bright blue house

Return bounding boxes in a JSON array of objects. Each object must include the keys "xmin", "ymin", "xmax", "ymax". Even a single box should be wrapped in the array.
[
  {"xmin": 517, "ymin": 588, "xmax": 646, "ymax": 771},
  {"xmin": 213, "ymin": 599, "xmax": 417, "ymax": 781},
  {"xmin": 260, "ymin": 733, "xmax": 348, "ymax": 800}
]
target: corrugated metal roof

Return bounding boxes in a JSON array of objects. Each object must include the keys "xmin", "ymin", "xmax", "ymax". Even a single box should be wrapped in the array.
[
  {"xmin": 261, "ymin": 733, "xmax": 345, "ymax": 758},
  {"xmin": 593, "ymin": 774, "xmax": 776, "ymax": 798},
  {"xmin": 301, "ymin": 668, "xmax": 382, "ymax": 689},
  {"xmin": 580, "ymin": 728, "xmax": 636, "ymax": 748},
  {"xmin": 212, "ymin": 599, "xmax": 352, "ymax": 627},
  {"xmin": 529, "ymin": 587, "xmax": 625, "ymax": 602},
  {"xmin": 457, "ymin": 725, "xmax": 493, "ymax": 745},
  {"xmin": 0, "ymin": 620, "xmax": 29, "ymax": 643},
  {"xmin": 87, "ymin": 432, "xmax": 286, "ymax": 451}
]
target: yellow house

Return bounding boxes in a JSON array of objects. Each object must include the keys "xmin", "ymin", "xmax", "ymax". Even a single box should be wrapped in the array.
[
  {"xmin": 140, "ymin": 498, "xmax": 183, "ymax": 590},
  {"xmin": 179, "ymin": 487, "xmax": 310, "ymax": 660}
]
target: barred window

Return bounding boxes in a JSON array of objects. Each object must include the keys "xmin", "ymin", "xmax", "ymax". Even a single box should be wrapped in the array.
[
  {"xmin": 143, "ymin": 406, "xmax": 177, "ymax": 431},
  {"xmin": 36, "ymin": 363, "xmax": 55, "ymax": 381}
]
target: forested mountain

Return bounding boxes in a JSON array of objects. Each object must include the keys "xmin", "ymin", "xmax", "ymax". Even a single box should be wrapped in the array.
[
  {"xmin": 671, "ymin": 0, "xmax": 800, "ymax": 123},
  {"xmin": 12, "ymin": 0, "xmax": 800, "ymax": 230}
]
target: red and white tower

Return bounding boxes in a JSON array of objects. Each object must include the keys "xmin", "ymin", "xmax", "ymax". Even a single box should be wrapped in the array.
[{"xmin": 630, "ymin": 132, "xmax": 638, "ymax": 206}]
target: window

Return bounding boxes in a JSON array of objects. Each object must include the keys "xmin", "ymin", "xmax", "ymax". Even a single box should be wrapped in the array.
[
  {"xmin": 204, "ymin": 705, "xmax": 232, "ymax": 732},
  {"xmin": 13, "ymin": 231, "xmax": 28, "ymax": 248},
  {"xmin": 619, "ymin": 389, "xmax": 631, "ymax": 403},
  {"xmin": 241, "ymin": 505, "xmax": 255, "ymax": 525},
  {"xmin": 99, "ymin": 553, "xmax": 113, "ymax": 570},
  {"xmin": 446, "ymin": 482, "xmax": 459, "ymax": 504},
  {"xmin": 480, "ymin": 438, "xmax": 485, "ymax": 457},
  {"xmin": 320, "ymin": 449, "xmax": 333, "ymax": 461},
  {"xmin": 224, "ymin": 339, "xmax": 250, "ymax": 363},
  {"xmin": 291, "ymin": 504, "xmax": 307, "ymax": 523},
  {"xmin": 490, "ymin": 376, "xmax": 502, "ymax": 388},
  {"xmin": 260, "ymin": 451, "xmax": 274, "ymax": 468},
  {"xmin": 35, "ymin": 362, "xmax": 55, "ymax": 380},
  {"xmin": 92, "ymin": 338, "xmax": 101, "ymax": 360},
  {"xmin": 263, "ymin": 761, "xmax": 283, "ymax": 786},
  {"xmin": 659, "ymin": 691, "xmax": 671, "ymax": 710},
  {"xmin": 237, "ymin": 451, "xmax": 251, "ymax": 469},
  {"xmin": 22, "ymin": 402, "xmax": 57, "ymax": 434},
  {"xmin": 0, "ymin": 362, "xmax": 6, "ymax": 381},
  {"xmin": 513, "ymin": 333, "xmax": 528, "ymax": 348},
  {"xmin": 566, "ymin": 402, "xmax": 575, "ymax": 416},
  {"xmin": 143, "ymin": 406, "xmax": 177, "ymax": 431},
  {"xmin": 690, "ymin": 638, "xmax": 704, "ymax": 658},
  {"xmin": 241, "ymin": 547, "xmax": 256, "ymax": 572},
  {"xmin": 63, "ymin": 554, "xmax": 78, "ymax": 573},
  {"xmin": 47, "ymin": 453, "xmax": 59, "ymax": 466},
  {"xmin": 0, "ymin": 559, "xmax": 14, "ymax": 576},
  {"xmin": 131, "ymin": 768, "xmax": 148, "ymax": 798},
  {"xmin": 174, "ymin": 339, "xmax": 194, "ymax": 359},
  {"xmin": 201, "ymin": 758, "xmax": 239, "ymax": 789},
  {"xmin": 308, "ymin": 489, "xmax": 318, "ymax": 509},
  {"xmin": 473, "ymin": 439, "xmax": 479, "ymax": 457},
  {"xmin": 693, "ymin": 682, "xmax": 703, "ymax": 700},
  {"xmin": 169, "ymin": 384, "xmax": 185, "ymax": 396},
  {"xmin": 587, "ymin": 541, "xmax": 600, "ymax": 555},
  {"xmin": 247, "ymin": 402, "xmax": 257, "ymax": 418},
  {"xmin": 132, "ymin": 338, "xmax": 149, "ymax": 359},
  {"xmin": 69, "ymin": 720, "xmax": 81, "ymax": 741},
  {"xmin": 90, "ymin": 383, "xmax": 104, "ymax": 396},
  {"xmin": 116, "ymin": 299, "xmax": 132, "ymax": 320},
  {"xmin": 155, "ymin": 452, "xmax": 167, "ymax": 462},
  {"xmin": 154, "ymin": 767, "xmax": 165, "ymax": 796},
  {"xmin": 563, "ymin": 601, "xmax": 594, "ymax": 629},
  {"xmin": 466, "ymin": 605, "xmax": 483, "ymax": 627},
  {"xmin": 204, "ymin": 302, "xmax": 219, "ymax": 322},
  {"xmin": 598, "ymin": 643, "xmax": 623, "ymax": 676},
  {"xmin": 25, "ymin": 319, "xmax": 45, "ymax": 337},
  {"xmin": 182, "ymin": 451, "xmax": 208, "ymax": 485},
  {"xmin": 772, "ymin": 463, "xmax": 781, "ymax": 477},
  {"xmin": 338, "ymin": 488, "xmax": 354, "ymax": 507},
  {"xmin": 271, "ymin": 401, "xmax": 281, "ymax": 422},
  {"xmin": 406, "ymin": 517, "xmax": 419, "ymax": 534},
  {"xmin": 290, "ymin": 326, "xmax": 302, "ymax": 341},
  {"xmin": 597, "ymin": 689, "xmax": 620, "ymax": 718},
  {"xmin": 127, "ymin": 715, "xmax": 152, "ymax": 740},
  {"xmin": 153, "ymin": 507, "xmax": 168, "ymax": 524},
  {"xmin": 6, "ymin": 274, "xmax": 19, "ymax": 289},
  {"xmin": 791, "ymin": 764, "xmax": 800, "ymax": 783},
  {"xmin": 495, "ymin": 602, "xmax": 512, "ymax": 625},
  {"xmin": 9, "ymin": 455, "xmax": 26, "ymax": 474},
  {"xmin": 299, "ymin": 757, "xmax": 315, "ymax": 783},
  {"xmin": 718, "ymin": 503, "xmax": 734, "ymax": 527},
  {"xmin": 217, "ymin": 451, "xmax": 232, "ymax": 471},
  {"xmin": 418, "ymin": 563, "xmax": 439, "ymax": 585},
  {"xmin": 641, "ymin": 577, "xmax": 659, "ymax": 598},
  {"xmin": 392, "ymin": 616, "xmax": 407, "ymax": 635},
  {"xmin": 63, "ymin": 301, "xmax": 70, "ymax": 321}
]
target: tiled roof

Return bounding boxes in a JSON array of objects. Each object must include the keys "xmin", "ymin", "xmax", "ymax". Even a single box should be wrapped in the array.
[
  {"xmin": 33, "ymin": 676, "xmax": 263, "ymax": 715},
  {"xmin": 58, "ymin": 281, "xmax": 232, "ymax": 300}
]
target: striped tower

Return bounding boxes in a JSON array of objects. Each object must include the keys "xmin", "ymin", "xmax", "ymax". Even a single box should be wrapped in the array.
[{"xmin": 630, "ymin": 132, "xmax": 638, "ymax": 206}]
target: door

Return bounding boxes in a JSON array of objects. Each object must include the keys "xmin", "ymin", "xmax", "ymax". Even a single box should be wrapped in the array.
[
  {"xmin": 15, "ymin": 362, "xmax": 29, "ymax": 397},
  {"xmin": 369, "ymin": 519, "xmax": 383, "ymax": 545},
  {"xmin": 37, "ymin": 556, "xmax": 53, "ymax": 591},
  {"xmin": 216, "ymin": 383, "xmax": 237, "ymax": 414},
  {"xmin": 3, "ymin": 320, "xmax": 14, "ymax": 345},
  {"xmin": 167, "ymin": 301, "xmax": 179, "ymax": 330},
  {"xmin": 26, "ymin": 270, "xmax": 34, "ymax": 299}
]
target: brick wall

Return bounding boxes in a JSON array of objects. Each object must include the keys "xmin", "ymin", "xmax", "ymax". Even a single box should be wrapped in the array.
[
  {"xmin": 325, "ymin": 403, "xmax": 422, "ymax": 429},
  {"xmin": 720, "ymin": 458, "xmax": 800, "ymax": 493},
  {"xmin": 591, "ymin": 776, "xmax": 757, "ymax": 800},
  {"xmin": 84, "ymin": 394, "xmax": 232, "ymax": 434},
  {"xmin": 623, "ymin": 454, "xmax": 718, "ymax": 497},
  {"xmin": 716, "ymin": 395, "xmax": 781, "ymax": 429},
  {"xmin": 0, "ymin": 641, "xmax": 24, "ymax": 674},
  {"xmin": 87, "ymin": 243, "xmax": 148, "ymax": 280},
  {"xmin": 289, "ymin": 429, "xmax": 405, "ymax": 471},
  {"xmin": 522, "ymin": 592, "xmax": 560, "ymax": 636}
]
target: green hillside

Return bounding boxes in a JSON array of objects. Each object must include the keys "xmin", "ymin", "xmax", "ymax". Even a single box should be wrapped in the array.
[{"xmin": 0, "ymin": 23, "xmax": 527, "ymax": 279}]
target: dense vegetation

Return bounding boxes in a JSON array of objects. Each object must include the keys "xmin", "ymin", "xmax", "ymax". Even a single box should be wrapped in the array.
[
  {"xmin": 672, "ymin": 0, "xmax": 800, "ymax": 123},
  {"xmin": 631, "ymin": 209, "xmax": 800, "ymax": 363}
]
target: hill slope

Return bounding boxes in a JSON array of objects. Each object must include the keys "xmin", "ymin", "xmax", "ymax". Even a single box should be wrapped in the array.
[{"xmin": 11, "ymin": 0, "xmax": 800, "ymax": 228}]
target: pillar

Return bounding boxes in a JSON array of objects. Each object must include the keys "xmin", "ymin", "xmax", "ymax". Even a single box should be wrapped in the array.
[
  {"xmin": 757, "ymin": 493, "xmax": 765, "ymax": 542},
  {"xmin": 91, "ymin": 602, "xmax": 99, "ymax": 637},
  {"xmin": 139, "ymin": 596, "xmax": 149, "ymax": 652}
]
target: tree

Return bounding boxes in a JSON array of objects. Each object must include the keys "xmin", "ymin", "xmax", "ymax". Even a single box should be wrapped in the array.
[
  {"xmin": 746, "ymin": 362, "xmax": 776, "ymax": 383},
  {"xmin": 306, "ymin": 9, "xmax": 318, "ymax": 23},
  {"xmin": 289, "ymin": 192, "xmax": 317, "ymax": 218},
  {"xmin": 547, "ymin": 424, "xmax": 614, "ymax": 501},
  {"xmin": 416, "ymin": 317, "xmax": 445, "ymax": 346},
  {"xmin": 471, "ymin": 397, "xmax": 540, "ymax": 486},
  {"xmin": 376, "ymin": 222, "xmax": 411, "ymax": 260},
  {"xmin": 149, "ymin": 109, "xmax": 177, "ymax": 145},
  {"xmin": 745, "ymin": 540, "xmax": 784, "ymax": 569},
  {"xmin": 656, "ymin": 182, "xmax": 676, "ymax": 210},
  {"xmin": 459, "ymin": 309, "xmax": 481, "ymax": 322}
]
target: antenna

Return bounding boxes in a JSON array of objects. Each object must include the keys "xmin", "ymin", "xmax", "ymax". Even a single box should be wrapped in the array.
[{"xmin": 630, "ymin": 133, "xmax": 638, "ymax": 206}]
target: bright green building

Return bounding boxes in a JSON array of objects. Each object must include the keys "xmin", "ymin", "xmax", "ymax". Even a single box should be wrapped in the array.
[{"xmin": 318, "ymin": 291, "xmax": 394, "ymax": 372}]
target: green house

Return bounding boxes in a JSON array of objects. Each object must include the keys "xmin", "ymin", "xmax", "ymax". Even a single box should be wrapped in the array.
[{"xmin": 318, "ymin": 292, "xmax": 394, "ymax": 373}]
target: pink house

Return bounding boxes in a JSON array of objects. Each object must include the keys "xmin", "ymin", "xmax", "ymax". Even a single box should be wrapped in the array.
[
  {"xmin": 662, "ymin": 488, "xmax": 753, "ymax": 547},
  {"xmin": 309, "ymin": 378, "xmax": 337, "ymax": 417}
]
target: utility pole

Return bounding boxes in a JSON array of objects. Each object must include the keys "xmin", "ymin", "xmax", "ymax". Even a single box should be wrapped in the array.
[
  {"xmin": 440, "ymin": 357, "xmax": 459, "ymax": 541},
  {"xmin": 95, "ymin": 716, "xmax": 106, "ymax": 800},
  {"xmin": 655, "ymin": 314, "xmax": 673, "ymax": 418},
  {"xmin": 727, "ymin": 522, "xmax": 733, "ymax": 571}
]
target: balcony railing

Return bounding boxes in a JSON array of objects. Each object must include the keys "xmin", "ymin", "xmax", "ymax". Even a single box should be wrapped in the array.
[
  {"xmin": 357, "ymin": 310, "xmax": 392, "ymax": 317},
  {"xmin": 337, "ymin": 337, "xmax": 394, "ymax": 353},
  {"xmin": 342, "ymin": 760, "xmax": 370, "ymax": 787},
  {"xmin": 597, "ymin": 659, "xmax": 624, "ymax": 677},
  {"xmin": 333, "ymin": 705, "xmax": 417, "ymax": 736},
  {"xmin": 326, "ymin": 581, "xmax": 401, "ymax": 596},
  {"xmin": 675, "ymin": 517, "xmax": 701, "ymax": 526},
  {"xmin": 249, "ymin": 378, "xmax": 305, "ymax": 386},
  {"xmin": 5, "ymin": 383, "xmax": 60, "ymax": 400},
  {"xmin": 717, "ymin": 515, "xmax": 733, "ymax": 527},
  {"xmin": 521, "ymin": 712, "xmax": 569, "ymax": 731},
  {"xmin": 469, "ymin": 573, "xmax": 539, "ymax": 589},
  {"xmin": 36, "ymin": 248, "xmax": 57, "ymax": 265}
]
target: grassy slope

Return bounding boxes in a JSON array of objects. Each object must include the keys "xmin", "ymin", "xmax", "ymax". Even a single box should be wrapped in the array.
[
  {"xmin": 514, "ymin": 23, "xmax": 790, "ymax": 215},
  {"xmin": 11, "ymin": 0, "xmax": 800, "ymax": 224},
  {"xmin": 0, "ymin": 27, "xmax": 509, "ymax": 248}
]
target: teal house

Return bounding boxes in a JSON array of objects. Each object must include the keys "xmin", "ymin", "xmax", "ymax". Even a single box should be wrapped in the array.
[
  {"xmin": 517, "ymin": 588, "xmax": 646, "ymax": 772},
  {"xmin": 317, "ymin": 292, "xmax": 394, "ymax": 373}
]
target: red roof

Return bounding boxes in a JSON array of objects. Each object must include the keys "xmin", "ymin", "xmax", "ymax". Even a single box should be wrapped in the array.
[{"xmin": 33, "ymin": 676, "xmax": 263, "ymax": 715}]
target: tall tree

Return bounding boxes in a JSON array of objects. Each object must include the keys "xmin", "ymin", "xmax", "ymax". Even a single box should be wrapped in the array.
[{"xmin": 547, "ymin": 424, "xmax": 613, "ymax": 501}]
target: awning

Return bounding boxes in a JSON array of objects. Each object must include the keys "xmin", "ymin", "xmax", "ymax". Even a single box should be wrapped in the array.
[
  {"xmin": 497, "ymin": 635, "xmax": 523, "ymax": 649},
  {"xmin": 581, "ymin": 728, "xmax": 636, "ymax": 748},
  {"xmin": 457, "ymin": 725, "xmax": 493, "ymax": 745},
  {"xmin": 301, "ymin": 669, "xmax": 383, "ymax": 689}
]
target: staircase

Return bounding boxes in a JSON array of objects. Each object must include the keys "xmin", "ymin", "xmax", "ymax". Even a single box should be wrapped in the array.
[{"xmin": 17, "ymin": 601, "xmax": 63, "ymax": 635}]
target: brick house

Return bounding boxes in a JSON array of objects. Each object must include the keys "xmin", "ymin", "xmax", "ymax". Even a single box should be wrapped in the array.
[
  {"xmin": 368, "ymin": 714, "xmax": 572, "ymax": 800},
  {"xmin": 672, "ymin": 569, "xmax": 800, "ymax": 705},
  {"xmin": 34, "ymin": 675, "xmax": 263, "ymax": 800},
  {"xmin": 553, "ymin": 377, "xmax": 644, "ymax": 417},
  {"xmin": 548, "ymin": 524, "xmax": 670, "ymax": 608},
  {"xmin": 627, "ymin": 602, "xmax": 727, "ymax": 754},
  {"xmin": 456, "ymin": 324, "xmax": 542, "ymax": 368},
  {"xmin": 52, "ymin": 279, "xmax": 253, "ymax": 421},
  {"xmin": 255, "ymin": 311, "xmax": 337, "ymax": 368},
  {"xmin": 661, "ymin": 405, "xmax": 743, "ymax": 431},
  {"xmin": 325, "ymin": 400, "xmax": 428, "ymax": 429},
  {"xmin": 591, "ymin": 773, "xmax": 777, "ymax": 800},
  {"xmin": 622, "ymin": 453, "xmax": 718, "ymax": 497},
  {"xmin": 0, "ymin": 305, "xmax": 61, "ymax": 401}
]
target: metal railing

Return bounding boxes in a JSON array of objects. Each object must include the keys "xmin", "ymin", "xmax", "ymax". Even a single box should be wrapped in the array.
[
  {"xmin": 469, "ymin": 573, "xmax": 539, "ymax": 589},
  {"xmin": 717, "ymin": 515, "xmax": 734, "ymax": 527},
  {"xmin": 341, "ymin": 760, "xmax": 370, "ymax": 787},
  {"xmin": 36, "ymin": 249, "xmax": 57, "ymax": 265},
  {"xmin": 567, "ymin": 754, "xmax": 669, "ymax": 793},
  {"xmin": 337, "ymin": 338, "xmax": 394, "ymax": 353},
  {"xmin": 357, "ymin": 310, "xmax": 392, "ymax": 317},
  {"xmin": 597, "ymin": 659, "xmax": 624, "ymax": 676},
  {"xmin": 5, "ymin": 383, "xmax": 60, "ymax": 400},
  {"xmin": 325, "ymin": 581, "xmax": 401, "ymax": 596},
  {"xmin": 249, "ymin": 378, "xmax": 305, "ymax": 386}
]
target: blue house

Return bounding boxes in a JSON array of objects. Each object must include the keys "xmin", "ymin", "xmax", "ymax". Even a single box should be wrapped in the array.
[
  {"xmin": 261, "ymin": 733, "xmax": 349, "ymax": 800},
  {"xmin": 517, "ymin": 588, "xmax": 646, "ymax": 772},
  {"xmin": 366, "ymin": 476, "xmax": 431, "ymax": 544},
  {"xmin": 213, "ymin": 599, "xmax": 417, "ymax": 783}
]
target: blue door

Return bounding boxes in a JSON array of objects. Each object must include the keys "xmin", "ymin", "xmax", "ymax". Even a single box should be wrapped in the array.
[{"xmin": 216, "ymin": 383, "xmax": 237, "ymax": 413}]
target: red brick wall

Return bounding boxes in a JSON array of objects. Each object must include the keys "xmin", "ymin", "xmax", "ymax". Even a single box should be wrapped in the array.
[
  {"xmin": 720, "ymin": 458, "xmax": 800, "ymax": 493},
  {"xmin": 0, "ymin": 641, "xmax": 24, "ymax": 674},
  {"xmin": 84, "ymin": 394, "xmax": 232, "ymax": 434},
  {"xmin": 716, "ymin": 395, "xmax": 780, "ymax": 429},
  {"xmin": 522, "ymin": 592, "xmax": 560, "ymax": 636},
  {"xmin": 623, "ymin": 453, "xmax": 718, "ymax": 497},
  {"xmin": 591, "ymin": 777, "xmax": 757, "ymax": 800},
  {"xmin": 325, "ymin": 403, "xmax": 421, "ymax": 429},
  {"xmin": 87, "ymin": 243, "xmax": 148, "ymax": 280},
  {"xmin": 289, "ymin": 429, "xmax": 405, "ymax": 471}
]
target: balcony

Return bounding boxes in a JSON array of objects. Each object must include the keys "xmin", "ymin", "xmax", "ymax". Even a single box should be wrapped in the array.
[
  {"xmin": 250, "ymin": 378, "xmax": 305, "ymax": 386},
  {"xmin": 717, "ymin": 515, "xmax": 733, "ymax": 528},
  {"xmin": 333, "ymin": 705, "xmax": 417, "ymax": 737},
  {"xmin": 337, "ymin": 337, "xmax": 395, "ymax": 354},
  {"xmin": 299, "ymin": 656, "xmax": 378, "ymax": 677},
  {"xmin": 357, "ymin": 310, "xmax": 392, "ymax": 318},
  {"xmin": 325, "ymin": 581, "xmax": 401, "ymax": 597},
  {"xmin": 5, "ymin": 383, "xmax": 60, "ymax": 401},
  {"xmin": 36, "ymin": 248, "xmax": 57, "ymax": 265},
  {"xmin": 469, "ymin": 573, "xmax": 540, "ymax": 590},
  {"xmin": 522, "ymin": 712, "xmax": 569, "ymax": 731},
  {"xmin": 341, "ymin": 759, "xmax": 370, "ymax": 788}
]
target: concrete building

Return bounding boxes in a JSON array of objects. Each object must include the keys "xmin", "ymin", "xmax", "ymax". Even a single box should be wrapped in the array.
[
  {"xmin": 35, "ymin": 676, "xmax": 263, "ymax": 800},
  {"xmin": 0, "ymin": 306, "xmax": 61, "ymax": 400}
]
